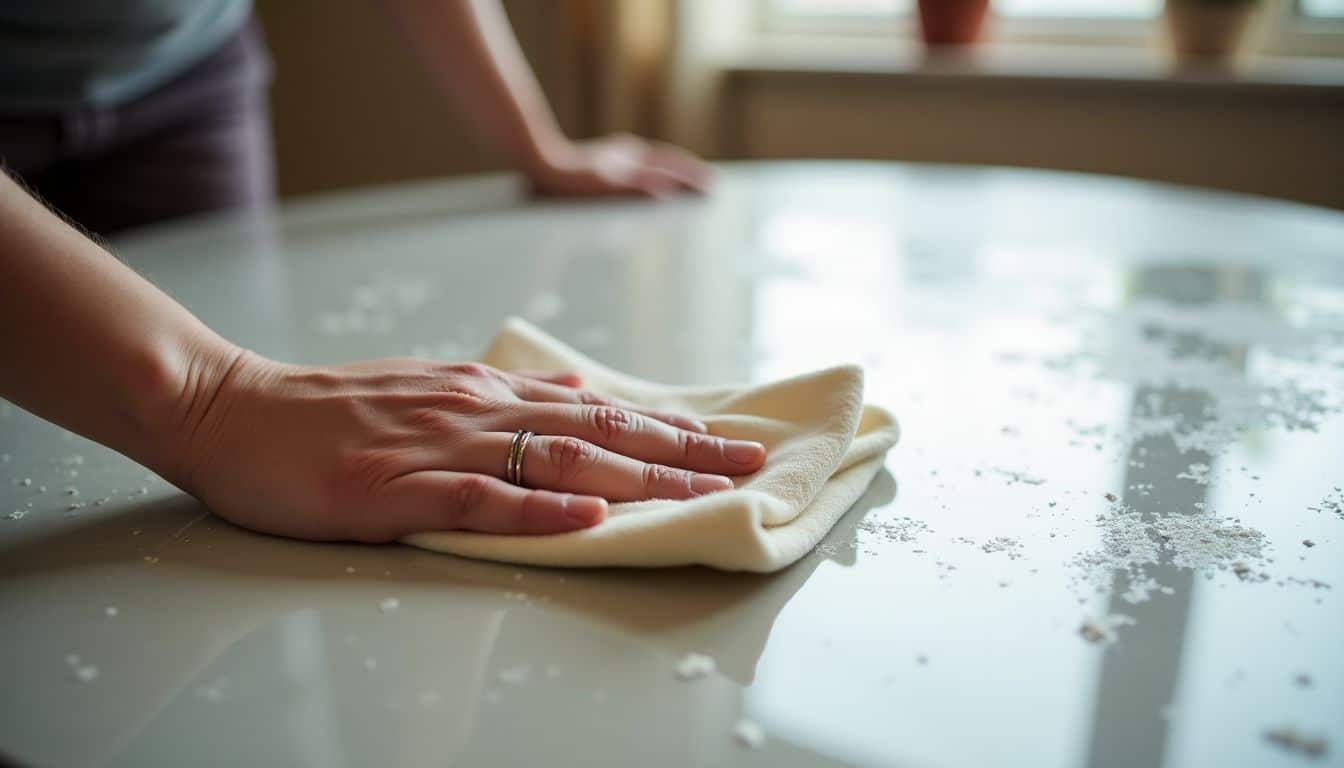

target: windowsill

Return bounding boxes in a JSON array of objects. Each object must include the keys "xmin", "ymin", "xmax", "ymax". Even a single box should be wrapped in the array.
[{"xmin": 726, "ymin": 39, "xmax": 1344, "ymax": 93}]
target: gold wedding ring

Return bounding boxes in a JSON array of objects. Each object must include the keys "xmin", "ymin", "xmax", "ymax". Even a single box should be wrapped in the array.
[{"xmin": 506, "ymin": 429, "xmax": 535, "ymax": 487}]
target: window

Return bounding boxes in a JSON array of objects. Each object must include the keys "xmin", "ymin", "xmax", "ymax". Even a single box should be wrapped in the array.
[
  {"xmin": 759, "ymin": 0, "xmax": 1344, "ymax": 56},
  {"xmin": 1302, "ymin": 0, "xmax": 1344, "ymax": 17},
  {"xmin": 767, "ymin": 0, "xmax": 1342, "ymax": 19}
]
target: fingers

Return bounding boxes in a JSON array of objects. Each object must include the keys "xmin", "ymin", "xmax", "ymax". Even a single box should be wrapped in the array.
[
  {"xmin": 455, "ymin": 433, "xmax": 734, "ymax": 502},
  {"xmin": 503, "ymin": 372, "xmax": 708, "ymax": 434},
  {"xmin": 646, "ymin": 142, "xmax": 713, "ymax": 193},
  {"xmin": 495, "ymin": 403, "xmax": 766, "ymax": 476},
  {"xmin": 367, "ymin": 470, "xmax": 607, "ymax": 539},
  {"xmin": 516, "ymin": 370, "xmax": 583, "ymax": 388}
]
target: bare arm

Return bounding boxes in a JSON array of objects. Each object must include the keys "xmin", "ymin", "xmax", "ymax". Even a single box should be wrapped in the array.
[
  {"xmin": 379, "ymin": 0, "xmax": 712, "ymax": 197},
  {"xmin": 0, "ymin": 173, "xmax": 238, "ymax": 488},
  {"xmin": 0, "ymin": 174, "xmax": 763, "ymax": 541}
]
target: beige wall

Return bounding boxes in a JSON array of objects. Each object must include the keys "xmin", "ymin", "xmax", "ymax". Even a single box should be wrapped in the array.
[
  {"xmin": 254, "ymin": 0, "xmax": 586, "ymax": 198},
  {"xmin": 724, "ymin": 69, "xmax": 1344, "ymax": 210}
]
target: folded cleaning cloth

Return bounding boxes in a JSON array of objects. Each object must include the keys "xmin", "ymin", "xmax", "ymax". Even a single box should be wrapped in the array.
[{"xmin": 404, "ymin": 319, "xmax": 900, "ymax": 573}]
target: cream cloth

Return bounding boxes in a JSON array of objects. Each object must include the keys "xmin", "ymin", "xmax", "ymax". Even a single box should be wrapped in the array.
[{"xmin": 404, "ymin": 319, "xmax": 900, "ymax": 573}]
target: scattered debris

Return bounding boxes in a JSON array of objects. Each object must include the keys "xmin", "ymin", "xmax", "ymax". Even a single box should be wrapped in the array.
[
  {"xmin": 732, "ymin": 719, "xmax": 766, "ymax": 750},
  {"xmin": 993, "ymin": 468, "xmax": 1046, "ymax": 486},
  {"xmin": 104, "ymin": 606, "xmax": 118, "ymax": 618},
  {"xmin": 1078, "ymin": 614, "xmax": 1135, "ymax": 645},
  {"xmin": 1176, "ymin": 463, "xmax": 1212, "ymax": 485},
  {"xmin": 379, "ymin": 598, "xmax": 400, "ymax": 613},
  {"xmin": 675, "ymin": 653, "xmax": 716, "ymax": 681},
  {"xmin": 1264, "ymin": 726, "xmax": 1328, "ymax": 759},
  {"xmin": 1303, "ymin": 539, "xmax": 1316, "ymax": 548},
  {"xmin": 497, "ymin": 664, "xmax": 531, "ymax": 686}
]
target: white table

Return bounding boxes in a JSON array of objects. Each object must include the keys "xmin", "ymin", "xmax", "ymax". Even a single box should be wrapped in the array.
[{"xmin": 2, "ymin": 163, "xmax": 1342, "ymax": 768}]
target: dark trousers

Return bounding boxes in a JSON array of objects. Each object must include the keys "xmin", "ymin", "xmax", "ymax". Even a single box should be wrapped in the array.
[{"xmin": 0, "ymin": 19, "xmax": 274, "ymax": 237}]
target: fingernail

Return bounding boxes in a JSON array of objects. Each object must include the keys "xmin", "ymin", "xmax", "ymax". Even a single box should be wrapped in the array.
[
  {"xmin": 723, "ymin": 440, "xmax": 765, "ymax": 466},
  {"xmin": 691, "ymin": 474, "xmax": 734, "ymax": 495},
  {"xmin": 564, "ymin": 495, "xmax": 607, "ymax": 525}
]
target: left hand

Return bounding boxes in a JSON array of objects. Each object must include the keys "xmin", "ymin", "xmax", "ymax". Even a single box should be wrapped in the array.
[{"xmin": 527, "ymin": 134, "xmax": 712, "ymax": 199}]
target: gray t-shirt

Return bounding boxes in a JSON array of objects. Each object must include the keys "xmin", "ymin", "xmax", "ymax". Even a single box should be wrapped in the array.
[{"xmin": 0, "ymin": 0, "xmax": 251, "ymax": 112}]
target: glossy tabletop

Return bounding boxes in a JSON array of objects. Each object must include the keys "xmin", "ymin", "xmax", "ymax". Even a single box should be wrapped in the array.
[{"xmin": 2, "ymin": 162, "xmax": 1342, "ymax": 768}]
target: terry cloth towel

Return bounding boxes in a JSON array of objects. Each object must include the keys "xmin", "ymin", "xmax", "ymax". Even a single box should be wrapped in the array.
[{"xmin": 405, "ymin": 319, "xmax": 900, "ymax": 573}]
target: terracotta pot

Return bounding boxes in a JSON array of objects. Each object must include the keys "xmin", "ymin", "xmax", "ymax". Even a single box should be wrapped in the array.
[
  {"xmin": 917, "ymin": 0, "xmax": 990, "ymax": 47},
  {"xmin": 1163, "ymin": 0, "xmax": 1264, "ymax": 66}
]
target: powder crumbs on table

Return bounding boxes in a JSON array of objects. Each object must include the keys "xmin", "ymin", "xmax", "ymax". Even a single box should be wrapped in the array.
[
  {"xmin": 1264, "ymin": 726, "xmax": 1328, "ymax": 759},
  {"xmin": 733, "ymin": 719, "xmax": 766, "ymax": 750},
  {"xmin": 497, "ymin": 665, "xmax": 531, "ymax": 686},
  {"xmin": 675, "ymin": 652, "xmax": 716, "ymax": 681},
  {"xmin": 1078, "ymin": 614, "xmax": 1136, "ymax": 645},
  {"xmin": 379, "ymin": 598, "xmax": 400, "ymax": 613}
]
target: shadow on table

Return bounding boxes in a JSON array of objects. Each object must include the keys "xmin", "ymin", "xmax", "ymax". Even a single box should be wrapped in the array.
[{"xmin": 0, "ymin": 469, "xmax": 897, "ymax": 687}]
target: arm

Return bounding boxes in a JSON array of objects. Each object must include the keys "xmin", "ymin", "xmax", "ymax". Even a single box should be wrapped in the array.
[
  {"xmin": 0, "ymin": 174, "xmax": 763, "ymax": 541},
  {"xmin": 379, "ymin": 0, "xmax": 711, "ymax": 198}
]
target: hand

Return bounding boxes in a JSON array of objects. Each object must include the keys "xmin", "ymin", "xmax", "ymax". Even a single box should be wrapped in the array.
[
  {"xmin": 527, "ymin": 134, "xmax": 712, "ymax": 199},
  {"xmin": 176, "ymin": 354, "xmax": 766, "ymax": 543}
]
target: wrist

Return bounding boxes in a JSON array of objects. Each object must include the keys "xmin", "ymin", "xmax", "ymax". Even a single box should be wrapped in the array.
[
  {"xmin": 129, "ymin": 330, "xmax": 259, "ymax": 493},
  {"xmin": 519, "ymin": 128, "xmax": 575, "ymax": 180}
]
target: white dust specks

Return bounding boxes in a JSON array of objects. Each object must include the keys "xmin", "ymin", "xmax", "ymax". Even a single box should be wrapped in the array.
[
  {"xmin": 418, "ymin": 690, "xmax": 442, "ymax": 707},
  {"xmin": 1078, "ymin": 614, "xmax": 1136, "ymax": 645},
  {"xmin": 497, "ymin": 664, "xmax": 531, "ymax": 686},
  {"xmin": 379, "ymin": 598, "xmax": 400, "ymax": 613},
  {"xmin": 4, "ymin": 510, "xmax": 25, "ymax": 521},
  {"xmin": 993, "ymin": 468, "xmax": 1046, "ymax": 486},
  {"xmin": 317, "ymin": 276, "xmax": 436, "ymax": 336},
  {"xmin": 523, "ymin": 292, "xmax": 565, "ymax": 322},
  {"xmin": 65, "ymin": 653, "xmax": 98, "ymax": 682},
  {"xmin": 675, "ymin": 652, "xmax": 716, "ymax": 681},
  {"xmin": 363, "ymin": 657, "xmax": 378, "ymax": 672},
  {"xmin": 104, "ymin": 606, "xmax": 118, "ymax": 618},
  {"xmin": 857, "ymin": 516, "xmax": 931, "ymax": 545},
  {"xmin": 1176, "ymin": 463, "xmax": 1212, "ymax": 485},
  {"xmin": 1069, "ymin": 502, "xmax": 1268, "ymax": 598},
  {"xmin": 195, "ymin": 678, "xmax": 228, "ymax": 702},
  {"xmin": 732, "ymin": 719, "xmax": 767, "ymax": 750}
]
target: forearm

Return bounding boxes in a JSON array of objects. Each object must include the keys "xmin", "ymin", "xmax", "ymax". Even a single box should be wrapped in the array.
[
  {"xmin": 0, "ymin": 174, "xmax": 242, "ymax": 488},
  {"xmin": 379, "ymin": 0, "xmax": 566, "ymax": 173}
]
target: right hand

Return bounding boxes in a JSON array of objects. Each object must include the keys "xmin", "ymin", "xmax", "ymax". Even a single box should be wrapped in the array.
[{"xmin": 173, "ymin": 354, "xmax": 767, "ymax": 543}]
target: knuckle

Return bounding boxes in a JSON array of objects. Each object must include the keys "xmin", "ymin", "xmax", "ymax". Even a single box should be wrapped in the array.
[
  {"xmin": 448, "ymin": 474, "xmax": 492, "ymax": 516},
  {"xmin": 430, "ymin": 388, "xmax": 494, "ymax": 417},
  {"xmin": 578, "ymin": 391, "xmax": 613, "ymax": 407},
  {"xmin": 678, "ymin": 430, "xmax": 713, "ymax": 461},
  {"xmin": 641, "ymin": 463, "xmax": 690, "ymax": 497},
  {"xmin": 546, "ymin": 437, "xmax": 598, "ymax": 479},
  {"xmin": 443, "ymin": 362, "xmax": 494, "ymax": 380},
  {"xmin": 589, "ymin": 405, "xmax": 639, "ymax": 441}
]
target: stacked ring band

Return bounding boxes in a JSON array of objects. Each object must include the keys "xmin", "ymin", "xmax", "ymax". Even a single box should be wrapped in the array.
[{"xmin": 506, "ymin": 429, "xmax": 535, "ymax": 487}]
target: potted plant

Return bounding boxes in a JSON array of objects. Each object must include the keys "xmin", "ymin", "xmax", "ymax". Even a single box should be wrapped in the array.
[
  {"xmin": 1163, "ymin": 0, "xmax": 1269, "ymax": 66},
  {"xmin": 917, "ymin": 0, "xmax": 991, "ymax": 47}
]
